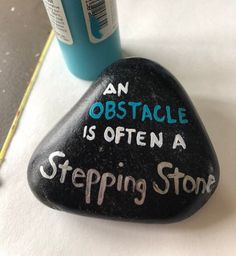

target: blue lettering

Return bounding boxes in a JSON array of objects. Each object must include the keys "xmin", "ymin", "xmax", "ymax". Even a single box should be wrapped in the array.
[
  {"xmin": 105, "ymin": 101, "xmax": 116, "ymax": 120},
  {"xmin": 142, "ymin": 104, "xmax": 153, "ymax": 121},
  {"xmin": 89, "ymin": 102, "xmax": 104, "ymax": 119},
  {"xmin": 178, "ymin": 108, "xmax": 188, "ymax": 124},
  {"xmin": 128, "ymin": 102, "xmax": 142, "ymax": 119},
  {"xmin": 153, "ymin": 105, "xmax": 165, "ymax": 122},
  {"xmin": 166, "ymin": 105, "xmax": 177, "ymax": 124},
  {"xmin": 117, "ymin": 101, "xmax": 127, "ymax": 119}
]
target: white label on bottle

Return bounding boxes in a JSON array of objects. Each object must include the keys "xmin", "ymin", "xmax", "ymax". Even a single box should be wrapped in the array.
[
  {"xmin": 81, "ymin": 0, "xmax": 118, "ymax": 44},
  {"xmin": 43, "ymin": 0, "xmax": 73, "ymax": 45}
]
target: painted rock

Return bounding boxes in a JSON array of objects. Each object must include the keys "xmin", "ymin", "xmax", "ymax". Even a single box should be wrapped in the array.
[{"xmin": 28, "ymin": 58, "xmax": 219, "ymax": 223}]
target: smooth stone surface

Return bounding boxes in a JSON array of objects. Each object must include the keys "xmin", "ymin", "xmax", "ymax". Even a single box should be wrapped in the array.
[{"xmin": 27, "ymin": 58, "xmax": 219, "ymax": 223}]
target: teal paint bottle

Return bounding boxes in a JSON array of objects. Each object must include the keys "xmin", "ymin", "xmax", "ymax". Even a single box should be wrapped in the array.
[{"xmin": 43, "ymin": 0, "xmax": 122, "ymax": 80}]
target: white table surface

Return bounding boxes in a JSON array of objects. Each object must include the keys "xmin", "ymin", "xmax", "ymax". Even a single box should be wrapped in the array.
[{"xmin": 1, "ymin": 0, "xmax": 236, "ymax": 255}]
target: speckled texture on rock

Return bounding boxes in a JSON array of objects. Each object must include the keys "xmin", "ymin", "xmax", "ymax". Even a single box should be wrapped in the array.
[{"xmin": 27, "ymin": 58, "xmax": 219, "ymax": 223}]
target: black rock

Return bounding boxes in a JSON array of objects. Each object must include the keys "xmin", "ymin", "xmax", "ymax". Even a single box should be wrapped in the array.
[{"xmin": 28, "ymin": 58, "xmax": 219, "ymax": 223}]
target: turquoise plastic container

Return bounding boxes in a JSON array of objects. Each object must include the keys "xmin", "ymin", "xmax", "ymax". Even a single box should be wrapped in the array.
[{"xmin": 43, "ymin": 0, "xmax": 122, "ymax": 80}]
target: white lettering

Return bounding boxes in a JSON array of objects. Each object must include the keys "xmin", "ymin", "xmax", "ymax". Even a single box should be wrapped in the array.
[
  {"xmin": 167, "ymin": 167, "xmax": 185, "ymax": 195},
  {"xmin": 173, "ymin": 134, "xmax": 186, "ymax": 149},
  {"xmin": 115, "ymin": 126, "xmax": 125, "ymax": 144},
  {"xmin": 104, "ymin": 126, "xmax": 115, "ymax": 142},
  {"xmin": 103, "ymin": 83, "xmax": 117, "ymax": 95},
  {"xmin": 39, "ymin": 151, "xmax": 65, "ymax": 179},
  {"xmin": 72, "ymin": 168, "xmax": 86, "ymax": 188},
  {"xmin": 87, "ymin": 126, "xmax": 96, "ymax": 141},
  {"xmin": 183, "ymin": 175, "xmax": 196, "ymax": 193},
  {"xmin": 136, "ymin": 131, "xmax": 147, "ymax": 146},
  {"xmin": 86, "ymin": 169, "xmax": 100, "ymax": 204},
  {"xmin": 150, "ymin": 132, "xmax": 163, "ymax": 148},
  {"xmin": 59, "ymin": 160, "xmax": 73, "ymax": 183},
  {"xmin": 118, "ymin": 82, "xmax": 129, "ymax": 97},
  {"xmin": 40, "ymin": 153, "xmax": 217, "ymax": 207},
  {"xmin": 103, "ymin": 82, "xmax": 129, "ymax": 97},
  {"xmin": 153, "ymin": 162, "xmax": 172, "ymax": 195},
  {"xmin": 98, "ymin": 173, "xmax": 116, "ymax": 205}
]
